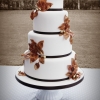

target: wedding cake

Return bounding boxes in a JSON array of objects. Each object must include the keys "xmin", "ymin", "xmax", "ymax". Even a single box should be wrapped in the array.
[{"xmin": 19, "ymin": 0, "xmax": 82, "ymax": 82}]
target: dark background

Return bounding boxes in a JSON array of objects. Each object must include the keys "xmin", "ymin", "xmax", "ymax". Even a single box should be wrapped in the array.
[
  {"xmin": 0, "ymin": 0, "xmax": 100, "ymax": 10},
  {"xmin": 0, "ymin": 0, "xmax": 100, "ymax": 67}
]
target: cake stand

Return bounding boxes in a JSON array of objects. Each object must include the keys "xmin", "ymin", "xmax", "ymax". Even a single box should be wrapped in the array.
[{"xmin": 15, "ymin": 66, "xmax": 84, "ymax": 100}]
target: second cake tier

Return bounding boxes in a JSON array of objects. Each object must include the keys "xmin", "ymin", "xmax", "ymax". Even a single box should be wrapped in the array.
[
  {"xmin": 24, "ymin": 50, "xmax": 76, "ymax": 81},
  {"xmin": 28, "ymin": 31, "xmax": 72, "ymax": 56}
]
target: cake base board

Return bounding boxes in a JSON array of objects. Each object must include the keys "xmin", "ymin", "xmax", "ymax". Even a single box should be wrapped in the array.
[{"xmin": 15, "ymin": 66, "xmax": 84, "ymax": 90}]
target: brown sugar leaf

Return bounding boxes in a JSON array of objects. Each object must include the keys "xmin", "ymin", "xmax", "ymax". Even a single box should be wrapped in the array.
[
  {"xmin": 64, "ymin": 32, "xmax": 69, "ymax": 39},
  {"xmin": 38, "ymin": 40, "xmax": 44, "ymax": 50},
  {"xmin": 37, "ymin": 0, "xmax": 53, "ymax": 11},
  {"xmin": 59, "ymin": 32, "xmax": 64, "ymax": 36},
  {"xmin": 34, "ymin": 62, "xmax": 40, "ymax": 70},
  {"xmin": 39, "ymin": 57, "xmax": 45, "ymax": 64},
  {"xmin": 29, "ymin": 40, "xmax": 38, "ymax": 54},
  {"xmin": 22, "ymin": 39, "xmax": 45, "ymax": 70},
  {"xmin": 30, "ymin": 54, "xmax": 39, "ymax": 63},
  {"xmin": 21, "ymin": 53, "xmax": 30, "ymax": 60},
  {"xmin": 70, "ymin": 35, "xmax": 73, "ymax": 44},
  {"xmin": 37, "ymin": 40, "xmax": 44, "ymax": 54},
  {"xmin": 30, "ymin": 10, "xmax": 38, "ymax": 20},
  {"xmin": 18, "ymin": 71, "xmax": 26, "ymax": 76},
  {"xmin": 64, "ymin": 15, "xmax": 70, "ymax": 23},
  {"xmin": 66, "ymin": 58, "xmax": 81, "ymax": 80},
  {"xmin": 34, "ymin": 10, "xmax": 38, "ymax": 17},
  {"xmin": 58, "ymin": 15, "xmax": 74, "ymax": 42},
  {"xmin": 46, "ymin": 2, "xmax": 53, "ymax": 10},
  {"xmin": 58, "ymin": 23, "xmax": 66, "ymax": 30},
  {"xmin": 72, "ymin": 72, "xmax": 81, "ymax": 80},
  {"xmin": 66, "ymin": 72, "xmax": 73, "ymax": 79},
  {"xmin": 67, "ymin": 65, "xmax": 72, "ymax": 71}
]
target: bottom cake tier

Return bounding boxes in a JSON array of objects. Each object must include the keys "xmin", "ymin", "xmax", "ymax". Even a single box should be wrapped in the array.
[{"xmin": 23, "ymin": 50, "xmax": 78, "ymax": 82}]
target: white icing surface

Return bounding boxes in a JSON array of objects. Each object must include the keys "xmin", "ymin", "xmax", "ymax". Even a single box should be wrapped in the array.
[
  {"xmin": 24, "ymin": 50, "xmax": 75, "ymax": 80},
  {"xmin": 16, "ymin": 66, "xmax": 84, "ymax": 87},
  {"xmin": 47, "ymin": 0, "xmax": 63, "ymax": 9},
  {"xmin": 28, "ymin": 31, "xmax": 72, "ymax": 56},
  {"xmin": 33, "ymin": 10, "xmax": 68, "ymax": 32}
]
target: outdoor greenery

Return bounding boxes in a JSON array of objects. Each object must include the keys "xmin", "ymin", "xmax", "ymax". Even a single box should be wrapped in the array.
[{"xmin": 0, "ymin": 0, "xmax": 100, "ymax": 10}]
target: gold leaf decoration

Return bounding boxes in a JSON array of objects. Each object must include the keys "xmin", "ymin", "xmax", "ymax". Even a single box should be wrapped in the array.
[
  {"xmin": 30, "ymin": 0, "xmax": 52, "ymax": 20},
  {"xmin": 21, "ymin": 39, "xmax": 45, "ymax": 70},
  {"xmin": 39, "ymin": 56, "xmax": 45, "ymax": 64},
  {"xmin": 18, "ymin": 71, "xmax": 26, "ymax": 76},
  {"xmin": 58, "ymin": 15, "xmax": 74, "ymax": 44},
  {"xmin": 30, "ymin": 10, "xmax": 38, "ymax": 20},
  {"xmin": 37, "ymin": 40, "xmax": 44, "ymax": 54},
  {"xmin": 28, "ymin": 39, "xmax": 44, "ymax": 63},
  {"xmin": 66, "ymin": 58, "xmax": 81, "ymax": 80},
  {"xmin": 37, "ymin": 0, "xmax": 53, "ymax": 11},
  {"xmin": 34, "ymin": 62, "xmax": 40, "ymax": 70},
  {"xmin": 21, "ymin": 53, "xmax": 30, "ymax": 60}
]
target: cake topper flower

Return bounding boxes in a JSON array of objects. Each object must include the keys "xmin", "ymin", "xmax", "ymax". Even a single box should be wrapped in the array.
[
  {"xmin": 66, "ymin": 58, "xmax": 81, "ymax": 80},
  {"xmin": 36, "ymin": 0, "xmax": 53, "ymax": 11},
  {"xmin": 58, "ymin": 15, "xmax": 74, "ymax": 44},
  {"xmin": 21, "ymin": 39, "xmax": 45, "ymax": 70},
  {"xmin": 30, "ymin": 10, "xmax": 38, "ymax": 20}
]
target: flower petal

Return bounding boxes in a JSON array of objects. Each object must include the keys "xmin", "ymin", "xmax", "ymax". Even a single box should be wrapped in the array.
[
  {"xmin": 37, "ymin": 0, "xmax": 52, "ymax": 11},
  {"xmin": 18, "ymin": 71, "xmax": 26, "ymax": 76},
  {"xmin": 34, "ymin": 62, "xmax": 40, "ymax": 70},
  {"xmin": 39, "ymin": 57, "xmax": 45, "ymax": 64},
  {"xmin": 64, "ymin": 33, "xmax": 69, "ymax": 39},
  {"xmin": 30, "ymin": 10, "xmax": 38, "ymax": 20},
  {"xmin": 58, "ymin": 23, "xmax": 66, "ymax": 30},
  {"xmin": 30, "ymin": 54, "xmax": 38, "ymax": 63}
]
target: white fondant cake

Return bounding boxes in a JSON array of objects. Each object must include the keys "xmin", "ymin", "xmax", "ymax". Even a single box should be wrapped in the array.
[
  {"xmin": 28, "ymin": 31, "xmax": 72, "ymax": 56},
  {"xmin": 24, "ymin": 50, "xmax": 75, "ymax": 80},
  {"xmin": 33, "ymin": 10, "xmax": 68, "ymax": 32},
  {"xmin": 21, "ymin": 0, "xmax": 82, "ymax": 81}
]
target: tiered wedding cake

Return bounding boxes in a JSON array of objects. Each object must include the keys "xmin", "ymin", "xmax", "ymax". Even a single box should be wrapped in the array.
[{"xmin": 20, "ymin": 0, "xmax": 82, "ymax": 82}]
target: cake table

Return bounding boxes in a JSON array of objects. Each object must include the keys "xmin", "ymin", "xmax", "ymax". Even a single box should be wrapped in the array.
[{"xmin": 15, "ymin": 66, "xmax": 84, "ymax": 100}]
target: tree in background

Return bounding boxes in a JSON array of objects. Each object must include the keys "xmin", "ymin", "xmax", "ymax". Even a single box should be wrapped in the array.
[
  {"xmin": 23, "ymin": 0, "xmax": 37, "ymax": 10},
  {"xmin": 0, "ymin": 0, "xmax": 12, "ymax": 9},
  {"xmin": 78, "ymin": 0, "xmax": 80, "ymax": 9},
  {"xmin": 0, "ymin": 0, "xmax": 100, "ymax": 10},
  {"xmin": 64, "ymin": 0, "xmax": 78, "ymax": 10},
  {"xmin": 7, "ymin": 0, "xmax": 10, "ymax": 9}
]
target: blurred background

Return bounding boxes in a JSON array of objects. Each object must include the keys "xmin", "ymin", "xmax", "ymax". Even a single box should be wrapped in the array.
[
  {"xmin": 0, "ymin": 0, "xmax": 100, "ymax": 10},
  {"xmin": 0, "ymin": 0, "xmax": 100, "ymax": 67}
]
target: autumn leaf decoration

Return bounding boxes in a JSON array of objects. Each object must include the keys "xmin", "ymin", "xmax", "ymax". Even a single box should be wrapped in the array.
[
  {"xmin": 37, "ymin": 0, "xmax": 53, "ymax": 11},
  {"xmin": 30, "ymin": 10, "xmax": 38, "ymax": 20},
  {"xmin": 58, "ymin": 15, "xmax": 74, "ymax": 44},
  {"xmin": 66, "ymin": 58, "xmax": 81, "ymax": 80},
  {"xmin": 21, "ymin": 39, "xmax": 45, "ymax": 70},
  {"xmin": 18, "ymin": 71, "xmax": 26, "ymax": 76},
  {"xmin": 30, "ymin": 0, "xmax": 53, "ymax": 20}
]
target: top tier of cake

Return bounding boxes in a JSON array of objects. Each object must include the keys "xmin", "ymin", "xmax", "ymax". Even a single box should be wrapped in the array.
[
  {"xmin": 33, "ymin": 10, "xmax": 68, "ymax": 32},
  {"xmin": 47, "ymin": 0, "xmax": 63, "ymax": 9}
]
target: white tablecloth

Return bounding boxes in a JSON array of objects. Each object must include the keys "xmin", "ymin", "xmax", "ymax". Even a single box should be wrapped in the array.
[{"xmin": 0, "ymin": 66, "xmax": 100, "ymax": 100}]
